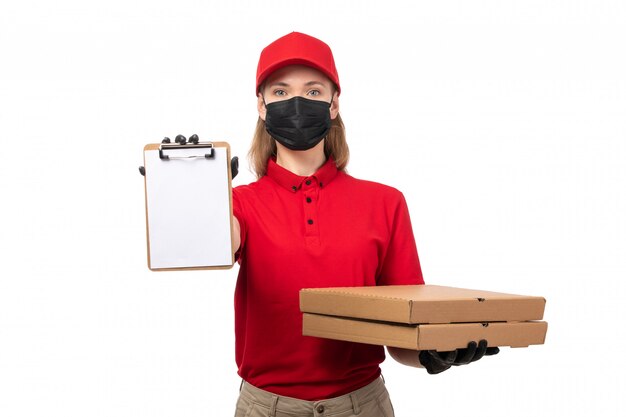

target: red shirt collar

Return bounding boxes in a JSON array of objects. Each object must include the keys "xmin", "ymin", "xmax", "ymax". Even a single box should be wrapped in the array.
[{"xmin": 265, "ymin": 156, "xmax": 339, "ymax": 192}]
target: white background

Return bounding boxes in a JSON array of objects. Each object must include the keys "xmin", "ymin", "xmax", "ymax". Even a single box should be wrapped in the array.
[{"xmin": 1, "ymin": 1, "xmax": 624, "ymax": 416}]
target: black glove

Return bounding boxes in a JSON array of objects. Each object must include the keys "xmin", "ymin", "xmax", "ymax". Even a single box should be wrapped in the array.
[
  {"xmin": 418, "ymin": 339, "xmax": 499, "ymax": 375},
  {"xmin": 231, "ymin": 156, "xmax": 239, "ymax": 179}
]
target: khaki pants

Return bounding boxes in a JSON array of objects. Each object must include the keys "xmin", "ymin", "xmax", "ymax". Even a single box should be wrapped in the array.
[{"xmin": 234, "ymin": 376, "xmax": 395, "ymax": 417}]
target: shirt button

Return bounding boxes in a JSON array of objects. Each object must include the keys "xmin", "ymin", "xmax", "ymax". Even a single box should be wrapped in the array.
[
  {"xmin": 316, "ymin": 405, "xmax": 324, "ymax": 413},
  {"xmin": 307, "ymin": 219, "xmax": 314, "ymax": 225},
  {"xmin": 291, "ymin": 186, "xmax": 297, "ymax": 192},
  {"xmin": 305, "ymin": 180, "xmax": 312, "ymax": 185},
  {"xmin": 306, "ymin": 197, "xmax": 312, "ymax": 203}
]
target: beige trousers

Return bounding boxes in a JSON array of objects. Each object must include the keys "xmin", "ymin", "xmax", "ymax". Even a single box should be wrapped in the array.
[{"xmin": 234, "ymin": 376, "xmax": 395, "ymax": 417}]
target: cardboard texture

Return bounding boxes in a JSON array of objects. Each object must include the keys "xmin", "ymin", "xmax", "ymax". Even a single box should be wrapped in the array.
[
  {"xmin": 300, "ymin": 285, "xmax": 545, "ymax": 324},
  {"xmin": 299, "ymin": 285, "xmax": 548, "ymax": 351},
  {"xmin": 303, "ymin": 313, "xmax": 548, "ymax": 351}
]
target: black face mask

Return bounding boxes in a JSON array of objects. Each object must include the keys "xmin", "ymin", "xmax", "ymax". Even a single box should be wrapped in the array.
[{"xmin": 264, "ymin": 96, "xmax": 332, "ymax": 151}]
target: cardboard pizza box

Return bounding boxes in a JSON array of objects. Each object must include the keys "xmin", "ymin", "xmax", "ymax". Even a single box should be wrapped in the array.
[
  {"xmin": 302, "ymin": 313, "xmax": 548, "ymax": 351},
  {"xmin": 300, "ymin": 285, "xmax": 546, "ymax": 324}
]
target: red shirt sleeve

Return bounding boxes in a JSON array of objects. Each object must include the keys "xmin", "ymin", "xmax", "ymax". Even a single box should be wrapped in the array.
[{"xmin": 376, "ymin": 191, "xmax": 424, "ymax": 286}]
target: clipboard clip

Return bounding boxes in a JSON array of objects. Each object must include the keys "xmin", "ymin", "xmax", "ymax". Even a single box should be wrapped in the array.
[
  {"xmin": 158, "ymin": 134, "xmax": 215, "ymax": 160},
  {"xmin": 139, "ymin": 134, "xmax": 239, "ymax": 178}
]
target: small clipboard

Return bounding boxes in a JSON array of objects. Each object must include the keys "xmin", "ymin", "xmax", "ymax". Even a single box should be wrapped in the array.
[{"xmin": 142, "ymin": 141, "xmax": 235, "ymax": 271}]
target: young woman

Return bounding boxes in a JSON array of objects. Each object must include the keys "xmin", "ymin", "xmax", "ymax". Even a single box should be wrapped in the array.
[{"xmin": 231, "ymin": 32, "xmax": 496, "ymax": 417}]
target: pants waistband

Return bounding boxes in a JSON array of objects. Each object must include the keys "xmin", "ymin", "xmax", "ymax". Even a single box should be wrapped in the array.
[{"xmin": 239, "ymin": 376, "xmax": 387, "ymax": 416}]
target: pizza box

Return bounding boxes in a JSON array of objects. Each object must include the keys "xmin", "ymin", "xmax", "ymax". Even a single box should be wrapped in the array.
[
  {"xmin": 300, "ymin": 285, "xmax": 546, "ymax": 324},
  {"xmin": 303, "ymin": 313, "xmax": 548, "ymax": 351}
]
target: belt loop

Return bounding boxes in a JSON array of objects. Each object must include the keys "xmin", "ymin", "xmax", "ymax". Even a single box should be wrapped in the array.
[
  {"xmin": 239, "ymin": 379, "xmax": 244, "ymax": 392},
  {"xmin": 350, "ymin": 393, "xmax": 361, "ymax": 414},
  {"xmin": 268, "ymin": 395, "xmax": 278, "ymax": 417},
  {"xmin": 380, "ymin": 373, "xmax": 386, "ymax": 384}
]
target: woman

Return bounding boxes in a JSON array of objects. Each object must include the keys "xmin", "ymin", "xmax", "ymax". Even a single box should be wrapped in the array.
[{"xmin": 231, "ymin": 32, "xmax": 495, "ymax": 417}]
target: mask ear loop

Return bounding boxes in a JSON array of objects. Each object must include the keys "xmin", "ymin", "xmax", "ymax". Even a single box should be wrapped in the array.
[{"xmin": 260, "ymin": 94, "xmax": 278, "ymax": 157}]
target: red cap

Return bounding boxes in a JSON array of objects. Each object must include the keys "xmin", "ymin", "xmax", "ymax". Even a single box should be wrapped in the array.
[{"xmin": 256, "ymin": 32, "xmax": 340, "ymax": 96}]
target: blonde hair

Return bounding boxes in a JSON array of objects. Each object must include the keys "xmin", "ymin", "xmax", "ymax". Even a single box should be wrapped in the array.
[{"xmin": 248, "ymin": 113, "xmax": 349, "ymax": 179}]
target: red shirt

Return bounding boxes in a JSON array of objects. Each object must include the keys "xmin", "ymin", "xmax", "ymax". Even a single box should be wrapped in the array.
[{"xmin": 232, "ymin": 157, "xmax": 424, "ymax": 400}]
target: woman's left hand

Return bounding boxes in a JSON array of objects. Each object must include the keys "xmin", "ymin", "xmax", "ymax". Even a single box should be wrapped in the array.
[{"xmin": 418, "ymin": 339, "xmax": 499, "ymax": 374}]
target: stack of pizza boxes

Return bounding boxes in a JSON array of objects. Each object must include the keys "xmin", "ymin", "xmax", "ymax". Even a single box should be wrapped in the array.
[{"xmin": 300, "ymin": 285, "xmax": 547, "ymax": 351}]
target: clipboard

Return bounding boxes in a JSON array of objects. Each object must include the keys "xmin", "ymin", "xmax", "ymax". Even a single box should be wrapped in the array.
[{"xmin": 142, "ymin": 140, "xmax": 235, "ymax": 271}]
